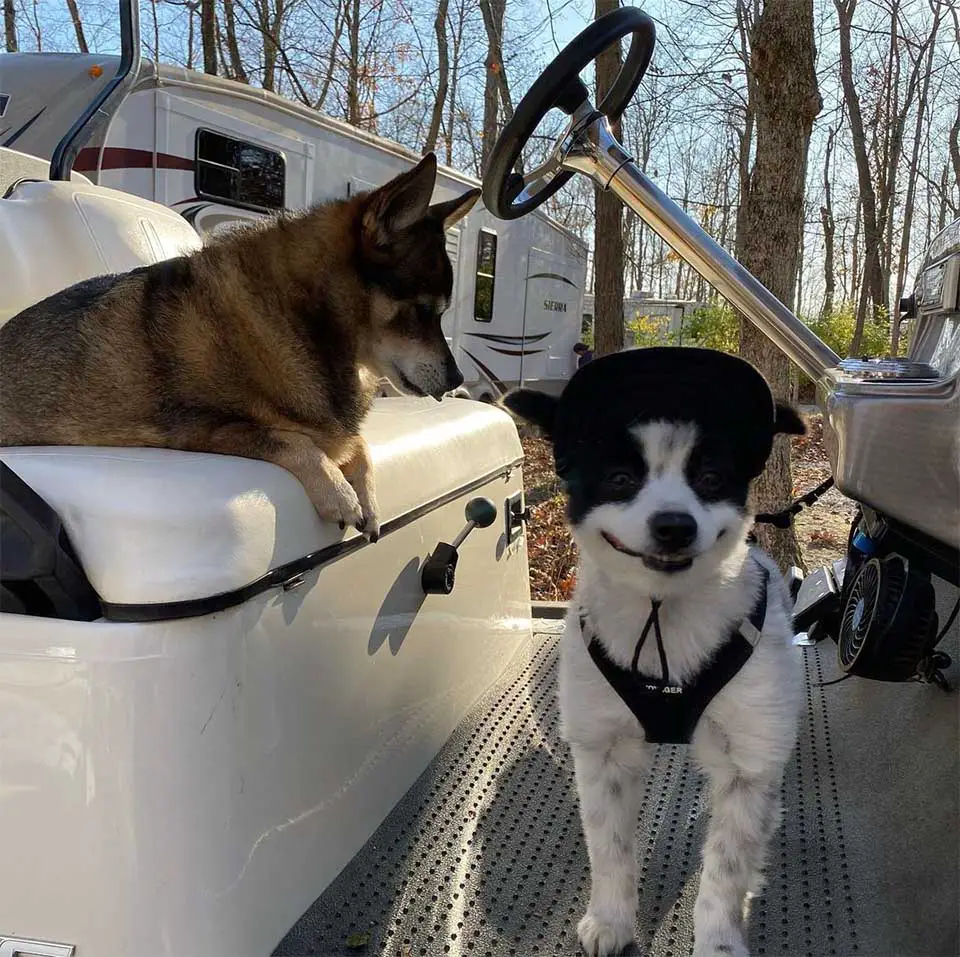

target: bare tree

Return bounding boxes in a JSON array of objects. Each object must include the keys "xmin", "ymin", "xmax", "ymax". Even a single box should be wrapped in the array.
[
  {"xmin": 186, "ymin": 0, "xmax": 196, "ymax": 69},
  {"xmin": 222, "ymin": 0, "xmax": 249, "ymax": 83},
  {"xmin": 201, "ymin": 0, "xmax": 218, "ymax": 73},
  {"xmin": 892, "ymin": 0, "xmax": 944, "ymax": 354},
  {"xmin": 444, "ymin": 0, "xmax": 468, "ymax": 166},
  {"xmin": 478, "ymin": 0, "xmax": 515, "ymax": 174},
  {"xmin": 820, "ymin": 126, "xmax": 836, "ymax": 318},
  {"xmin": 423, "ymin": 0, "xmax": 448, "ymax": 153},
  {"xmin": 737, "ymin": 0, "xmax": 821, "ymax": 571},
  {"xmin": 592, "ymin": 0, "xmax": 625, "ymax": 357},
  {"xmin": 949, "ymin": 103, "xmax": 960, "ymax": 198},
  {"xmin": 64, "ymin": 0, "xmax": 87, "ymax": 52},
  {"xmin": 835, "ymin": 0, "xmax": 884, "ymax": 351},
  {"xmin": 4, "ymin": 0, "xmax": 16, "ymax": 52},
  {"xmin": 345, "ymin": 0, "xmax": 363, "ymax": 124},
  {"xmin": 315, "ymin": 0, "xmax": 347, "ymax": 111}
]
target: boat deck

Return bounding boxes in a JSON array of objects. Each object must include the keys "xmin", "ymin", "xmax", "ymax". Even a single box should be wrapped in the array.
[{"xmin": 276, "ymin": 587, "xmax": 959, "ymax": 957}]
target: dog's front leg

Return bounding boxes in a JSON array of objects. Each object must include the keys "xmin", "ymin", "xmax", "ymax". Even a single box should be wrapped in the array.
[
  {"xmin": 571, "ymin": 738, "xmax": 648, "ymax": 957},
  {"xmin": 340, "ymin": 436, "xmax": 380, "ymax": 541},
  {"xmin": 692, "ymin": 768, "xmax": 782, "ymax": 957},
  {"xmin": 208, "ymin": 424, "xmax": 364, "ymax": 531}
]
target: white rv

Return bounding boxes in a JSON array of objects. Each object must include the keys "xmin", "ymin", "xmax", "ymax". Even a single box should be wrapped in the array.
[
  {"xmin": 1, "ymin": 53, "xmax": 587, "ymax": 398},
  {"xmin": 581, "ymin": 292, "xmax": 707, "ymax": 345}
]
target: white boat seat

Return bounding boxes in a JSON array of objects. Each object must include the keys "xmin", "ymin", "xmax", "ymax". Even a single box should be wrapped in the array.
[
  {"xmin": 0, "ymin": 397, "xmax": 523, "ymax": 612},
  {"xmin": 0, "ymin": 173, "xmax": 202, "ymax": 325}
]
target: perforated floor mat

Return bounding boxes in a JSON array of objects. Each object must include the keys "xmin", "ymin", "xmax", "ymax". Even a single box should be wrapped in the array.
[{"xmin": 275, "ymin": 621, "xmax": 958, "ymax": 957}]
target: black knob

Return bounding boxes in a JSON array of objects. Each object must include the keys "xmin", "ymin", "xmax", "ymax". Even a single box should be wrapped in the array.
[
  {"xmin": 421, "ymin": 498, "xmax": 499, "ymax": 595},
  {"xmin": 421, "ymin": 542, "xmax": 459, "ymax": 595},
  {"xmin": 465, "ymin": 496, "xmax": 498, "ymax": 529}
]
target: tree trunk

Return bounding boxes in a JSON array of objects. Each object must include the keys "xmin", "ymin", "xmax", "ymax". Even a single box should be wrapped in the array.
[
  {"xmin": 222, "ymin": 0, "xmax": 248, "ymax": 83},
  {"xmin": 836, "ymin": 0, "xmax": 883, "ymax": 334},
  {"xmin": 64, "ymin": 0, "xmax": 87, "ymax": 52},
  {"xmin": 256, "ymin": 0, "xmax": 284, "ymax": 92},
  {"xmin": 892, "ymin": 1, "xmax": 942, "ymax": 355},
  {"xmin": 592, "ymin": 0, "xmax": 625, "ymax": 358},
  {"xmin": 851, "ymin": 197, "xmax": 861, "ymax": 303},
  {"xmin": 186, "ymin": 2, "xmax": 195, "ymax": 69},
  {"xmin": 149, "ymin": 0, "xmax": 160, "ymax": 61},
  {"xmin": 424, "ymin": 0, "xmax": 449, "ymax": 154},
  {"xmin": 346, "ymin": 0, "xmax": 362, "ymax": 125},
  {"xmin": 949, "ymin": 103, "xmax": 960, "ymax": 199},
  {"xmin": 315, "ymin": 0, "xmax": 346, "ymax": 111},
  {"xmin": 820, "ymin": 126, "xmax": 836, "ymax": 318},
  {"xmin": 445, "ymin": 0, "xmax": 465, "ymax": 166},
  {"xmin": 200, "ymin": 0, "xmax": 218, "ymax": 74},
  {"xmin": 478, "ymin": 0, "xmax": 508, "ymax": 174},
  {"xmin": 737, "ymin": 0, "xmax": 821, "ymax": 572},
  {"xmin": 732, "ymin": 0, "xmax": 757, "ymax": 257},
  {"xmin": 4, "ymin": 0, "xmax": 16, "ymax": 51}
]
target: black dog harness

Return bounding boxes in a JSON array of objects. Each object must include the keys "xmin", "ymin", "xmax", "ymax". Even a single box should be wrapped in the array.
[{"xmin": 579, "ymin": 562, "xmax": 770, "ymax": 745}]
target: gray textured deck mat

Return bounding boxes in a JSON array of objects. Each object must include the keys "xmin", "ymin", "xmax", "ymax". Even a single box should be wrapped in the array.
[{"xmin": 276, "ymin": 589, "xmax": 959, "ymax": 957}]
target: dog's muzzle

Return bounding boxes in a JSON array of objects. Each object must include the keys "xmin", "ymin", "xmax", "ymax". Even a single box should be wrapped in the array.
[{"xmin": 601, "ymin": 530, "xmax": 695, "ymax": 573}]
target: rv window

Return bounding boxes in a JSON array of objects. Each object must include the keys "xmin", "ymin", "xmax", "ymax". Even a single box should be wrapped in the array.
[
  {"xmin": 474, "ymin": 230, "xmax": 497, "ymax": 322},
  {"xmin": 196, "ymin": 130, "xmax": 285, "ymax": 211}
]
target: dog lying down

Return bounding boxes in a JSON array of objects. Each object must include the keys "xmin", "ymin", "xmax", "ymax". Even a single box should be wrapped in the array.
[
  {"xmin": 503, "ymin": 347, "xmax": 806, "ymax": 957},
  {"xmin": 0, "ymin": 153, "xmax": 478, "ymax": 540}
]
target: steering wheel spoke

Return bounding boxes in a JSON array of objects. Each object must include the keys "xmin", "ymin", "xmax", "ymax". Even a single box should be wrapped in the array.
[{"xmin": 509, "ymin": 155, "xmax": 564, "ymax": 205}]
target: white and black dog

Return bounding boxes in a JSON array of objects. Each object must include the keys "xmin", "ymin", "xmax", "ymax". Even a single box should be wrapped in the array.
[{"xmin": 503, "ymin": 347, "xmax": 806, "ymax": 957}]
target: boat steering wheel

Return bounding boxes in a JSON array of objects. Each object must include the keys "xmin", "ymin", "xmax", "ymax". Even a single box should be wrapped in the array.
[{"xmin": 482, "ymin": 7, "xmax": 656, "ymax": 220}]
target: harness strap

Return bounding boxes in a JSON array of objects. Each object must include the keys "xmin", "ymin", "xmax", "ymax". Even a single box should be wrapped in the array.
[{"xmin": 580, "ymin": 560, "xmax": 770, "ymax": 744}]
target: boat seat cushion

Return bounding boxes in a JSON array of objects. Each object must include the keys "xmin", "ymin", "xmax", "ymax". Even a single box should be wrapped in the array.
[
  {"xmin": 0, "ymin": 398, "xmax": 523, "ymax": 608},
  {"xmin": 0, "ymin": 177, "xmax": 202, "ymax": 325}
]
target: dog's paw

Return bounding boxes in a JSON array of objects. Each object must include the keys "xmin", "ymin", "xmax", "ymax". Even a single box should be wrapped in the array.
[
  {"xmin": 355, "ymin": 495, "xmax": 381, "ymax": 543},
  {"xmin": 577, "ymin": 913, "xmax": 633, "ymax": 956},
  {"xmin": 692, "ymin": 929, "xmax": 749, "ymax": 957},
  {"xmin": 311, "ymin": 479, "xmax": 364, "ymax": 532}
]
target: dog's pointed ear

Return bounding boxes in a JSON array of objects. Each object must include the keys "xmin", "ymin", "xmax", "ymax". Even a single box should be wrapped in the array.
[
  {"xmin": 430, "ymin": 188, "xmax": 481, "ymax": 229},
  {"xmin": 501, "ymin": 388, "xmax": 559, "ymax": 438},
  {"xmin": 362, "ymin": 153, "xmax": 437, "ymax": 245},
  {"xmin": 774, "ymin": 402, "xmax": 806, "ymax": 436}
]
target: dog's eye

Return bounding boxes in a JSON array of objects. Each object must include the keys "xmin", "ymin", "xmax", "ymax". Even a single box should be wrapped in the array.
[
  {"xmin": 602, "ymin": 469, "xmax": 639, "ymax": 499},
  {"xmin": 695, "ymin": 470, "xmax": 725, "ymax": 495}
]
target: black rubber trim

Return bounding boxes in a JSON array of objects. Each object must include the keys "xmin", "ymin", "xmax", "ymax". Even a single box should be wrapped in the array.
[
  {"xmin": 483, "ymin": 7, "xmax": 655, "ymax": 220},
  {"xmin": 860, "ymin": 505, "xmax": 960, "ymax": 588},
  {"xmin": 100, "ymin": 456, "xmax": 524, "ymax": 623}
]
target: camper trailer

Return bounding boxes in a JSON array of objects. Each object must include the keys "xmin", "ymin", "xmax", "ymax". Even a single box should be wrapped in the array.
[
  {"xmin": 581, "ymin": 292, "xmax": 707, "ymax": 345},
  {"xmin": 1, "ymin": 54, "xmax": 587, "ymax": 399}
]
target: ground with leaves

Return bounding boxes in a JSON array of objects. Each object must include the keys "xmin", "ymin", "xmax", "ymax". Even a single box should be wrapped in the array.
[{"xmin": 521, "ymin": 412, "xmax": 855, "ymax": 602}]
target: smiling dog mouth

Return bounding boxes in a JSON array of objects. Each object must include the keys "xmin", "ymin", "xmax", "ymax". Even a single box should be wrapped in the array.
[{"xmin": 601, "ymin": 530, "xmax": 694, "ymax": 573}]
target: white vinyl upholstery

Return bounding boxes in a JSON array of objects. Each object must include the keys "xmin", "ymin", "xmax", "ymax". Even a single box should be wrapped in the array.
[
  {"xmin": 0, "ymin": 174, "xmax": 202, "ymax": 324},
  {"xmin": 0, "ymin": 398, "xmax": 522, "ymax": 606}
]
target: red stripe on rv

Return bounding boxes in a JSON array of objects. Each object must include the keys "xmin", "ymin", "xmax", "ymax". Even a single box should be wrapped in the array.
[{"xmin": 74, "ymin": 147, "xmax": 195, "ymax": 172}]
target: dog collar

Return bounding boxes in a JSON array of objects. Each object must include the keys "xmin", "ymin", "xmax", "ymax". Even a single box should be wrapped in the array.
[{"xmin": 579, "ymin": 559, "xmax": 770, "ymax": 745}]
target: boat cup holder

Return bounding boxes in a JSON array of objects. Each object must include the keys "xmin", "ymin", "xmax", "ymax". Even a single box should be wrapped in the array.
[{"xmin": 421, "ymin": 497, "xmax": 499, "ymax": 595}]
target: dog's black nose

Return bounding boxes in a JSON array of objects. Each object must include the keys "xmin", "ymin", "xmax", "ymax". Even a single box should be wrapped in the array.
[{"xmin": 649, "ymin": 511, "xmax": 697, "ymax": 550}]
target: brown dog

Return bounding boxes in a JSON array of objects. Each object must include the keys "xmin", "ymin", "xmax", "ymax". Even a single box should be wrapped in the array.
[{"xmin": 0, "ymin": 153, "xmax": 479, "ymax": 539}]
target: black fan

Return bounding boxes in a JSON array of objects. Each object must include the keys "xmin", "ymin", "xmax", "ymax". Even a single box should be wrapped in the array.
[{"xmin": 838, "ymin": 554, "xmax": 937, "ymax": 681}]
